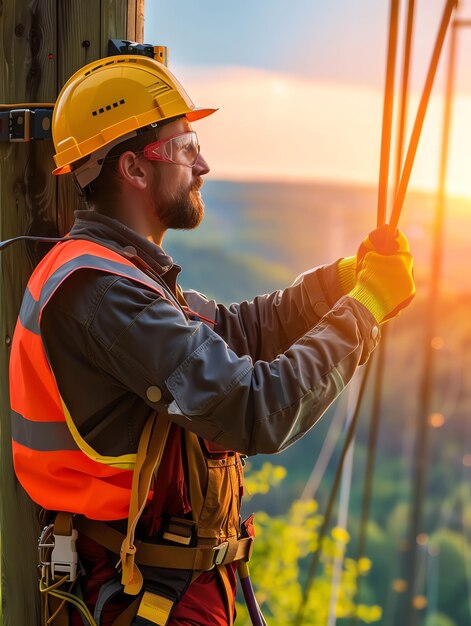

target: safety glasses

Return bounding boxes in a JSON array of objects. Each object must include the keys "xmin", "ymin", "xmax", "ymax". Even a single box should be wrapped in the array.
[{"xmin": 143, "ymin": 131, "xmax": 200, "ymax": 167}]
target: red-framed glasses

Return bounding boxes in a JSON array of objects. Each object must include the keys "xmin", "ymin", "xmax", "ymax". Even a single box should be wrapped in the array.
[{"xmin": 143, "ymin": 131, "xmax": 200, "ymax": 167}]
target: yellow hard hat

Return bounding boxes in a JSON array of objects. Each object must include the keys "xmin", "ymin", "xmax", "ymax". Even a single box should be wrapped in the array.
[{"xmin": 52, "ymin": 55, "xmax": 217, "ymax": 175}]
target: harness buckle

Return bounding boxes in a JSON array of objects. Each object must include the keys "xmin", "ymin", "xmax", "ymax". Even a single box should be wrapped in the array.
[
  {"xmin": 212, "ymin": 541, "xmax": 230, "ymax": 566},
  {"xmin": 51, "ymin": 528, "xmax": 79, "ymax": 582},
  {"xmin": 37, "ymin": 524, "xmax": 55, "ymax": 583},
  {"xmin": 162, "ymin": 517, "xmax": 195, "ymax": 546}
]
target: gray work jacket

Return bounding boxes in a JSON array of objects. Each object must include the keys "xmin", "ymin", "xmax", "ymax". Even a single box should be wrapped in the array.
[{"xmin": 41, "ymin": 210, "xmax": 380, "ymax": 457}]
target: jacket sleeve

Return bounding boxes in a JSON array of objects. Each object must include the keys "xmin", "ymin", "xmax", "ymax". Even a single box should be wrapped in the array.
[
  {"xmin": 182, "ymin": 260, "xmax": 346, "ymax": 362},
  {"xmin": 83, "ymin": 275, "xmax": 379, "ymax": 456}
]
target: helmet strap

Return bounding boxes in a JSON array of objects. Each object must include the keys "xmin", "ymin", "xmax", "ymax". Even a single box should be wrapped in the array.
[{"xmin": 73, "ymin": 130, "xmax": 137, "ymax": 189}]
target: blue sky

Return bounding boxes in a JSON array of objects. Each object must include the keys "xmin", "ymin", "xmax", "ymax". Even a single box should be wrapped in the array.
[
  {"xmin": 145, "ymin": 1, "xmax": 389, "ymax": 86},
  {"xmin": 146, "ymin": 1, "xmax": 471, "ymax": 91},
  {"xmin": 144, "ymin": 2, "xmax": 471, "ymax": 195}
]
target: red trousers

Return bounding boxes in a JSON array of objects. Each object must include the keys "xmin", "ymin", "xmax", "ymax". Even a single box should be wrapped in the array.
[
  {"xmin": 167, "ymin": 569, "xmax": 236, "ymax": 625},
  {"xmin": 70, "ymin": 534, "xmax": 236, "ymax": 625}
]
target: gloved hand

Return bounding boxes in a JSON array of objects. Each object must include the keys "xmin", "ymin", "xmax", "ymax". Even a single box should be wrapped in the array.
[
  {"xmin": 337, "ymin": 256, "xmax": 357, "ymax": 293},
  {"xmin": 357, "ymin": 224, "xmax": 410, "ymax": 259},
  {"xmin": 348, "ymin": 226, "xmax": 415, "ymax": 323}
]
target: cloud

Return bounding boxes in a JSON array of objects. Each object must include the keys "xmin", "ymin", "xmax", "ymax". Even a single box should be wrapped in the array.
[{"xmin": 174, "ymin": 65, "xmax": 471, "ymax": 197}]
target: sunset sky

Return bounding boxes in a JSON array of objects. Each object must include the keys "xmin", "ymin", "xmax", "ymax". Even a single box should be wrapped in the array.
[{"xmin": 146, "ymin": 1, "xmax": 471, "ymax": 197}]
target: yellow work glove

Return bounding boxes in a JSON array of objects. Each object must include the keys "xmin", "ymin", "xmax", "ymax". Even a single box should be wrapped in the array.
[
  {"xmin": 348, "ymin": 226, "xmax": 415, "ymax": 323},
  {"xmin": 337, "ymin": 256, "xmax": 357, "ymax": 293}
]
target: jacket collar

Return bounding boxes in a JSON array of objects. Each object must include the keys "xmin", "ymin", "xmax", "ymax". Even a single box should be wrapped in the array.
[{"xmin": 70, "ymin": 210, "xmax": 182, "ymax": 291}]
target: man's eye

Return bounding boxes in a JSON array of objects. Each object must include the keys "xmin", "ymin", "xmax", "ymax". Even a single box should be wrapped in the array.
[{"xmin": 174, "ymin": 138, "xmax": 191, "ymax": 150}]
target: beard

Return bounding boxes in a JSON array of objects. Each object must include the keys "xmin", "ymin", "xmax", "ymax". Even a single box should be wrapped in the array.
[{"xmin": 152, "ymin": 173, "xmax": 205, "ymax": 230}]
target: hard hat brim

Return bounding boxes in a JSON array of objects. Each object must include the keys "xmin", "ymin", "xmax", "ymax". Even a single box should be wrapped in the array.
[
  {"xmin": 52, "ymin": 164, "xmax": 72, "ymax": 176},
  {"xmin": 186, "ymin": 107, "xmax": 218, "ymax": 122}
]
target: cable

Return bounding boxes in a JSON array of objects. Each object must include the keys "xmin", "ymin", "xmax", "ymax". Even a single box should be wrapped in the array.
[
  {"xmin": 350, "ymin": 327, "xmax": 388, "ymax": 626},
  {"xmin": 327, "ymin": 381, "xmax": 359, "ymax": 626},
  {"xmin": 351, "ymin": 3, "xmax": 416, "ymax": 621},
  {"xmin": 300, "ymin": 395, "xmax": 347, "ymax": 502},
  {"xmin": 403, "ymin": 11, "xmax": 459, "ymax": 625},
  {"xmin": 0, "ymin": 235, "xmax": 66, "ymax": 251},
  {"xmin": 377, "ymin": 0, "xmax": 400, "ymax": 227},
  {"xmin": 393, "ymin": 0, "xmax": 415, "ymax": 193},
  {"xmin": 389, "ymin": 0, "xmax": 458, "ymax": 232},
  {"xmin": 462, "ymin": 418, "xmax": 471, "ymax": 620},
  {"xmin": 293, "ymin": 0, "xmax": 457, "ymax": 622},
  {"xmin": 292, "ymin": 359, "xmax": 373, "ymax": 626},
  {"xmin": 294, "ymin": 0, "xmax": 451, "ymax": 620}
]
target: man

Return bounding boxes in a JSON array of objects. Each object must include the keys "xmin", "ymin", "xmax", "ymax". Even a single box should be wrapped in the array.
[{"xmin": 9, "ymin": 54, "xmax": 415, "ymax": 625}]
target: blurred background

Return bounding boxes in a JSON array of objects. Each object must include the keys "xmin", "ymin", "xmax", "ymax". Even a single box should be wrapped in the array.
[{"xmin": 144, "ymin": 2, "xmax": 470, "ymax": 625}]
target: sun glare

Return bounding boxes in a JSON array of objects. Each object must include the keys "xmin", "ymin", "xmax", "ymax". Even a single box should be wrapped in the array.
[{"xmin": 177, "ymin": 65, "xmax": 471, "ymax": 200}]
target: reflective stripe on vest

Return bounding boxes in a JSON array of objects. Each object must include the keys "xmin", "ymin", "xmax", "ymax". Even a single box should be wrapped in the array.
[{"xmin": 9, "ymin": 239, "xmax": 167, "ymax": 520}]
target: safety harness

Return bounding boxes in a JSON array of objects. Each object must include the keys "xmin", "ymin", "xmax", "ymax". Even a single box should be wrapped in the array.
[{"xmin": 37, "ymin": 411, "xmax": 254, "ymax": 625}]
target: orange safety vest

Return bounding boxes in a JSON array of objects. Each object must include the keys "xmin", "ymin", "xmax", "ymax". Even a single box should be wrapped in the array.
[
  {"xmin": 9, "ymin": 238, "xmax": 168, "ymax": 520},
  {"xmin": 10, "ymin": 237, "xmax": 254, "ymax": 625}
]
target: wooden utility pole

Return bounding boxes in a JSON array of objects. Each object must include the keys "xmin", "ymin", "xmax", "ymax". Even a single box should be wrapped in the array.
[{"xmin": 0, "ymin": 2, "xmax": 144, "ymax": 623}]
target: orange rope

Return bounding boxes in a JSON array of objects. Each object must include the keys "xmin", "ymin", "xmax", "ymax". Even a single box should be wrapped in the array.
[
  {"xmin": 389, "ymin": 0, "xmax": 458, "ymax": 232},
  {"xmin": 377, "ymin": 0, "xmax": 400, "ymax": 227}
]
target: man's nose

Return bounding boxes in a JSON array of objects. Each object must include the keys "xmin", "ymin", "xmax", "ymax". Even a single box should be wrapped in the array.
[{"xmin": 193, "ymin": 152, "xmax": 210, "ymax": 176}]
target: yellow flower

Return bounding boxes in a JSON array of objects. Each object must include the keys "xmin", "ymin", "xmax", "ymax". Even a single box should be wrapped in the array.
[
  {"xmin": 331, "ymin": 526, "xmax": 350, "ymax": 543},
  {"xmin": 357, "ymin": 557, "xmax": 372, "ymax": 574}
]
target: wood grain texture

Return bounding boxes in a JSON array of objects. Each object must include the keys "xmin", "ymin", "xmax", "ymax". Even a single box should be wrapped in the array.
[
  {"xmin": 58, "ymin": 0, "xmax": 101, "ymax": 89},
  {"xmin": 0, "ymin": 1, "xmax": 136, "ymax": 622},
  {"xmin": 126, "ymin": 0, "xmax": 144, "ymax": 42},
  {"xmin": 0, "ymin": 1, "xmax": 57, "ymax": 622},
  {"xmin": 136, "ymin": 0, "xmax": 144, "ymax": 42},
  {"xmin": 127, "ymin": 0, "xmax": 136, "ymax": 40},
  {"xmin": 101, "ymin": 0, "xmax": 127, "ymax": 54}
]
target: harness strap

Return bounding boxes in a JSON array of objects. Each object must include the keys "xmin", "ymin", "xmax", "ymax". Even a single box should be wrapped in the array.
[
  {"xmin": 75, "ymin": 517, "xmax": 254, "ymax": 571},
  {"xmin": 217, "ymin": 565, "xmax": 235, "ymax": 626},
  {"xmin": 134, "ymin": 591, "xmax": 174, "ymax": 625},
  {"xmin": 54, "ymin": 511, "xmax": 74, "ymax": 535},
  {"xmin": 120, "ymin": 409, "xmax": 171, "ymax": 595},
  {"xmin": 111, "ymin": 595, "xmax": 142, "ymax": 626},
  {"xmin": 93, "ymin": 579, "xmax": 123, "ymax": 625}
]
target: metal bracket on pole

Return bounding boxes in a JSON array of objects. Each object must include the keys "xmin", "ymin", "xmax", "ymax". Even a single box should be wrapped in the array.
[
  {"xmin": 107, "ymin": 39, "xmax": 169, "ymax": 66},
  {"xmin": 0, "ymin": 107, "xmax": 53, "ymax": 142}
]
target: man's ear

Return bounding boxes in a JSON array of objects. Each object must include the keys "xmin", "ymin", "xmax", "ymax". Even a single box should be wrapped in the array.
[{"xmin": 118, "ymin": 151, "xmax": 150, "ymax": 190}]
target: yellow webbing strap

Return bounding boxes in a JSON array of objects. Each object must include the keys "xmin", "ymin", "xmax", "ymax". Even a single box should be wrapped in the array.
[
  {"xmin": 183, "ymin": 429, "xmax": 207, "ymax": 521},
  {"xmin": 120, "ymin": 409, "xmax": 171, "ymax": 595},
  {"xmin": 135, "ymin": 591, "xmax": 174, "ymax": 625}
]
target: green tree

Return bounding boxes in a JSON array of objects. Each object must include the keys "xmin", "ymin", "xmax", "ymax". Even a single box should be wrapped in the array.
[
  {"xmin": 236, "ymin": 463, "xmax": 382, "ymax": 625},
  {"xmin": 425, "ymin": 612, "xmax": 456, "ymax": 626},
  {"xmin": 430, "ymin": 529, "xmax": 470, "ymax": 626}
]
